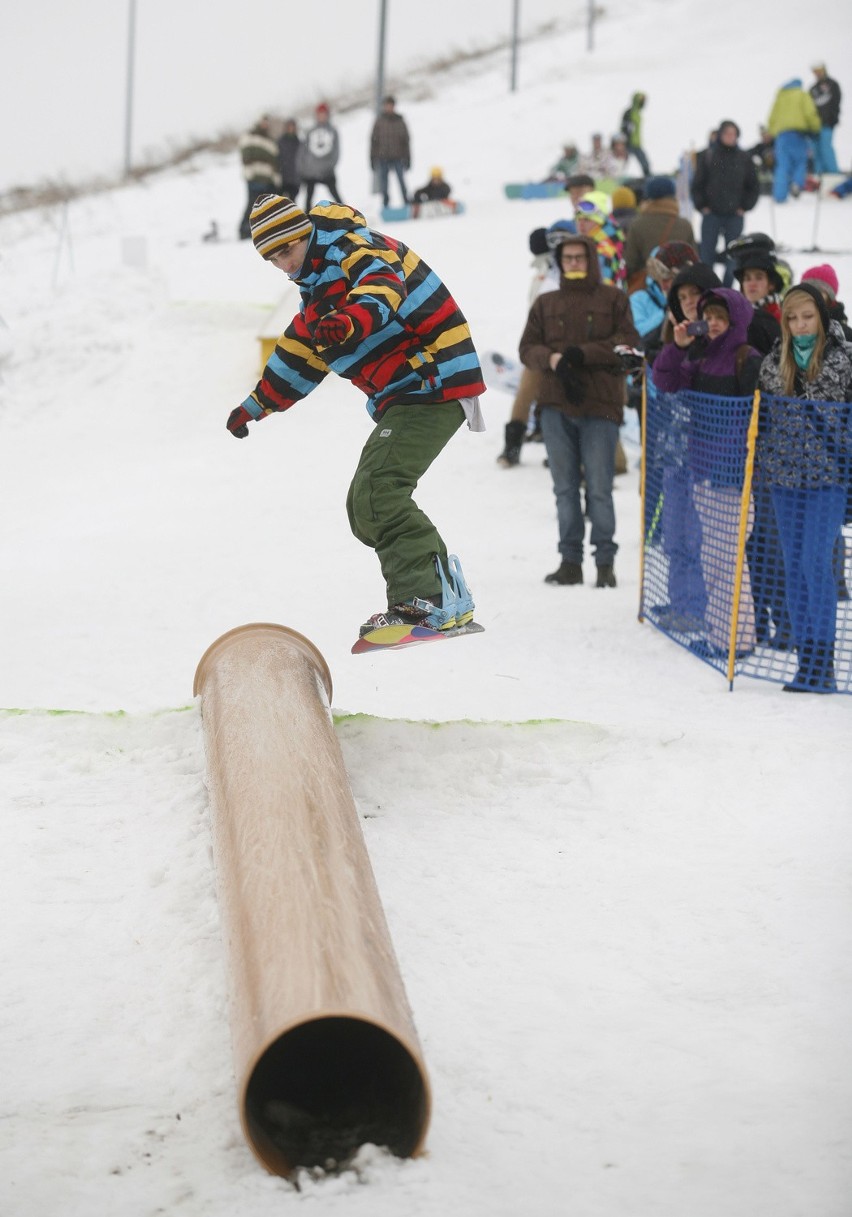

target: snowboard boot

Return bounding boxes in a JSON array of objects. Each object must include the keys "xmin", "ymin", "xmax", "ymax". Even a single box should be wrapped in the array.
[
  {"xmin": 545, "ymin": 561, "xmax": 583, "ymax": 585},
  {"xmin": 359, "ymin": 596, "xmax": 457, "ymax": 637},
  {"xmin": 595, "ymin": 564, "xmax": 617, "ymax": 588},
  {"xmin": 497, "ymin": 420, "xmax": 526, "ymax": 468},
  {"xmin": 447, "ymin": 554, "xmax": 475, "ymax": 626}
]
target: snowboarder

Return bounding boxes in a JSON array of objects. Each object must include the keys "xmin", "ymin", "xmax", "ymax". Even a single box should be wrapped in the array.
[{"xmin": 227, "ymin": 194, "xmax": 487, "ymax": 641}]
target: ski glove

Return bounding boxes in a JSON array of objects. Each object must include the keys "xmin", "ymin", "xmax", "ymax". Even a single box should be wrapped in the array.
[
  {"xmin": 227, "ymin": 406, "xmax": 253, "ymax": 438},
  {"xmin": 560, "ymin": 346, "xmax": 585, "ymax": 367},
  {"xmin": 554, "ymin": 355, "xmax": 585, "ymax": 406},
  {"xmin": 314, "ymin": 313, "xmax": 355, "ymax": 347}
]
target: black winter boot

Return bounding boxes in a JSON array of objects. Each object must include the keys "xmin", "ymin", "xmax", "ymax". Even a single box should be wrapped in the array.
[
  {"xmin": 497, "ymin": 420, "xmax": 527, "ymax": 468},
  {"xmin": 596, "ymin": 564, "xmax": 617, "ymax": 588},
  {"xmin": 545, "ymin": 561, "xmax": 583, "ymax": 585}
]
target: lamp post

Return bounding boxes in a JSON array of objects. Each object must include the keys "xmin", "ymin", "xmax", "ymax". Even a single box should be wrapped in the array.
[
  {"xmin": 510, "ymin": 0, "xmax": 520, "ymax": 92},
  {"xmin": 124, "ymin": 0, "xmax": 137, "ymax": 177}
]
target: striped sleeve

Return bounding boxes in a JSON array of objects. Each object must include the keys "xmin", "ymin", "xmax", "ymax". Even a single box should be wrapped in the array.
[{"xmin": 243, "ymin": 314, "xmax": 330, "ymax": 416}]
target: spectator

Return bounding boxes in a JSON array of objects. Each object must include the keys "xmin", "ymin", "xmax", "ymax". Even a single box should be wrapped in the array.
[
  {"xmin": 731, "ymin": 245, "xmax": 784, "ymax": 355},
  {"xmin": 563, "ymin": 173, "xmax": 596, "ymax": 206},
  {"xmin": 237, "ymin": 115, "xmax": 281, "ymax": 240},
  {"xmin": 547, "ymin": 143, "xmax": 580, "ymax": 182},
  {"xmin": 611, "ymin": 185, "xmax": 638, "ymax": 233},
  {"xmin": 623, "ymin": 176, "xmax": 696, "ymax": 284},
  {"xmin": 519, "ymin": 234, "xmax": 641, "ymax": 588},
  {"xmin": 298, "ymin": 103, "xmax": 343, "ymax": 209},
  {"xmin": 691, "ymin": 120, "xmax": 760, "ymax": 287},
  {"xmin": 645, "ymin": 261, "xmax": 722, "ymax": 632},
  {"xmin": 609, "ymin": 135, "xmax": 631, "ymax": 180},
  {"xmin": 412, "ymin": 166, "xmax": 451, "ymax": 204},
  {"xmin": 653, "ymin": 288, "xmax": 762, "ymax": 657},
  {"xmin": 370, "ymin": 95, "xmax": 412, "ymax": 210},
  {"xmin": 620, "ymin": 91, "xmax": 651, "ymax": 176},
  {"xmin": 228, "ymin": 194, "xmax": 487, "ymax": 637},
  {"xmin": 747, "ymin": 125, "xmax": 776, "ymax": 195},
  {"xmin": 578, "ymin": 133, "xmax": 617, "ymax": 180},
  {"xmin": 277, "ymin": 118, "xmax": 301, "ymax": 201},
  {"xmin": 801, "ymin": 263, "xmax": 852, "ymax": 340},
  {"xmin": 766, "ymin": 79, "xmax": 821, "ymax": 202},
  {"xmin": 757, "ymin": 283, "xmax": 852, "ymax": 691},
  {"xmin": 731, "ymin": 246, "xmax": 791, "ymax": 647},
  {"xmin": 496, "ymin": 219, "xmax": 577, "ymax": 468},
  {"xmin": 809, "ymin": 63, "xmax": 842, "ymax": 174},
  {"xmin": 574, "ymin": 191, "xmax": 626, "ymax": 288}
]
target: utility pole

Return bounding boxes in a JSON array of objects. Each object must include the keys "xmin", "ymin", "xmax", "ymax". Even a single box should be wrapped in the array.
[
  {"xmin": 510, "ymin": 0, "xmax": 520, "ymax": 92},
  {"xmin": 124, "ymin": 0, "xmax": 137, "ymax": 176},
  {"xmin": 587, "ymin": 0, "xmax": 595, "ymax": 52},
  {"xmin": 375, "ymin": 0, "xmax": 388, "ymax": 113}
]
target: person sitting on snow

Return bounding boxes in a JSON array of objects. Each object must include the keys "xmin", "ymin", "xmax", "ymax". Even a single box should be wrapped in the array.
[{"xmin": 412, "ymin": 167, "xmax": 452, "ymax": 204}]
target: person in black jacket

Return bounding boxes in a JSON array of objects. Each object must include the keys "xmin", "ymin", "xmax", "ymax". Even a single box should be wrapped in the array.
[
  {"xmin": 809, "ymin": 64, "xmax": 841, "ymax": 174},
  {"xmin": 691, "ymin": 120, "xmax": 760, "ymax": 287}
]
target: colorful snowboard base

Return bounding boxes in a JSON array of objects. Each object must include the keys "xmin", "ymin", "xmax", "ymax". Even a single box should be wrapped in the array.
[
  {"xmin": 351, "ymin": 620, "xmax": 485, "ymax": 655},
  {"xmin": 381, "ymin": 199, "xmax": 465, "ymax": 222},
  {"xmin": 503, "ymin": 181, "xmax": 568, "ymax": 200}
]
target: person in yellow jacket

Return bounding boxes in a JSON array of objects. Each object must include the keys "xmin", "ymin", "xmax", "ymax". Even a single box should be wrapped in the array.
[{"xmin": 766, "ymin": 78, "xmax": 821, "ymax": 203}]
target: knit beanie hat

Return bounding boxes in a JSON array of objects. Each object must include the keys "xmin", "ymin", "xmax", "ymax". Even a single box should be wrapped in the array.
[
  {"xmin": 784, "ymin": 282, "xmax": 831, "ymax": 333},
  {"xmin": 611, "ymin": 185, "xmax": 637, "ymax": 209},
  {"xmin": 654, "ymin": 240, "xmax": 698, "ymax": 274},
  {"xmin": 249, "ymin": 194, "xmax": 313, "ymax": 259},
  {"xmin": 644, "ymin": 175, "xmax": 676, "ymax": 200},
  {"xmin": 801, "ymin": 263, "xmax": 839, "ymax": 301}
]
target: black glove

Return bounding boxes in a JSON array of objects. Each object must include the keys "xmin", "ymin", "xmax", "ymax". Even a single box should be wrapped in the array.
[
  {"xmin": 554, "ymin": 354, "xmax": 585, "ymax": 405},
  {"xmin": 227, "ymin": 406, "xmax": 252, "ymax": 438},
  {"xmin": 614, "ymin": 344, "xmax": 645, "ymax": 373},
  {"xmin": 560, "ymin": 346, "xmax": 585, "ymax": 368}
]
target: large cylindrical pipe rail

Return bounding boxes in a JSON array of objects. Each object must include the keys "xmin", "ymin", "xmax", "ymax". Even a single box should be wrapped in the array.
[{"xmin": 193, "ymin": 624, "xmax": 431, "ymax": 1176}]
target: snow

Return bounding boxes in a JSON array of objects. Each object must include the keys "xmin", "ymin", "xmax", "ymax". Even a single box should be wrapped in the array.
[{"xmin": 2, "ymin": 2, "xmax": 852, "ymax": 1214}]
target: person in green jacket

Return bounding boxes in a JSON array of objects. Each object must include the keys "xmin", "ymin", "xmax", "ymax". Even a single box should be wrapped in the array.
[
  {"xmin": 620, "ymin": 92, "xmax": 650, "ymax": 176},
  {"xmin": 766, "ymin": 78, "xmax": 821, "ymax": 203}
]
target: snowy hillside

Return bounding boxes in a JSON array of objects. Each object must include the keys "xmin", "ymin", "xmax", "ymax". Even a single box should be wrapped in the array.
[{"xmin": 2, "ymin": 2, "xmax": 852, "ymax": 1215}]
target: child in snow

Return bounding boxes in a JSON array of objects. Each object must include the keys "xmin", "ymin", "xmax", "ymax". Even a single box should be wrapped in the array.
[{"xmin": 228, "ymin": 194, "xmax": 486, "ymax": 636}]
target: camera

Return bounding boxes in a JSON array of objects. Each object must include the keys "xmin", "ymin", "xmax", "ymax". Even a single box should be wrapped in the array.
[{"xmin": 685, "ymin": 319, "xmax": 709, "ymax": 337}]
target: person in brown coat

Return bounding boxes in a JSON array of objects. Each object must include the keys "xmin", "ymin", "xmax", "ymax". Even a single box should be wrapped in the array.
[
  {"xmin": 519, "ymin": 233, "xmax": 641, "ymax": 588},
  {"xmin": 623, "ymin": 176, "xmax": 696, "ymax": 279}
]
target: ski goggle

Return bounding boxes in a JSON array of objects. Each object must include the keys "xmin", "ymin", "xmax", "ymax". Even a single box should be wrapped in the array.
[{"xmin": 574, "ymin": 199, "xmax": 606, "ymax": 222}]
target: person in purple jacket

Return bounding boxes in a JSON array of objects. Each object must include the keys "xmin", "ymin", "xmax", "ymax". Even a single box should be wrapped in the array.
[{"xmin": 653, "ymin": 288, "xmax": 762, "ymax": 658}]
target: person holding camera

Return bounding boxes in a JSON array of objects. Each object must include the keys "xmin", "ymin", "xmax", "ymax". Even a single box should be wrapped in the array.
[
  {"xmin": 518, "ymin": 233, "xmax": 640, "ymax": 589},
  {"xmin": 653, "ymin": 288, "xmax": 762, "ymax": 657}
]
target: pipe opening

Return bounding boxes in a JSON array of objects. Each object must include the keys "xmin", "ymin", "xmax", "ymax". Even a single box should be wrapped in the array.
[{"xmin": 243, "ymin": 1016, "xmax": 430, "ymax": 1175}]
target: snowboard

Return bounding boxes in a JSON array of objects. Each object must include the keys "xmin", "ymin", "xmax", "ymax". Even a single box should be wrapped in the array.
[
  {"xmin": 481, "ymin": 350, "xmax": 523, "ymax": 396},
  {"xmin": 351, "ymin": 620, "xmax": 485, "ymax": 655},
  {"xmin": 504, "ymin": 181, "xmax": 568, "ymax": 200},
  {"xmin": 381, "ymin": 199, "xmax": 466, "ymax": 222}
]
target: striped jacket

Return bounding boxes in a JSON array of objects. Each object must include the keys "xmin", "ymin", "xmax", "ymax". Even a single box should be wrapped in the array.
[
  {"xmin": 238, "ymin": 124, "xmax": 281, "ymax": 186},
  {"xmin": 242, "ymin": 202, "xmax": 486, "ymax": 422}
]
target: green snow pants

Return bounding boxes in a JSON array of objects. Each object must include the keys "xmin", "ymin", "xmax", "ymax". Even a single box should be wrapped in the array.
[{"xmin": 346, "ymin": 401, "xmax": 465, "ymax": 607}]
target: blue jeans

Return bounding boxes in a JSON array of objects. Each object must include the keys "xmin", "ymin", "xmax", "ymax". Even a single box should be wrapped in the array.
[
  {"xmin": 773, "ymin": 131, "xmax": 810, "ymax": 202},
  {"xmin": 540, "ymin": 409, "xmax": 619, "ymax": 565},
  {"xmin": 698, "ymin": 212, "xmax": 744, "ymax": 287},
  {"xmin": 772, "ymin": 485, "xmax": 845, "ymax": 649},
  {"xmin": 377, "ymin": 160, "xmax": 410, "ymax": 208},
  {"xmin": 661, "ymin": 467, "xmax": 706, "ymax": 616},
  {"xmin": 810, "ymin": 126, "xmax": 839, "ymax": 175}
]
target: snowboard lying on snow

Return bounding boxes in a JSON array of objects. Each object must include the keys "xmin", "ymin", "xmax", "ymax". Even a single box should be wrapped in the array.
[
  {"xmin": 381, "ymin": 199, "xmax": 466, "ymax": 222},
  {"xmin": 503, "ymin": 181, "xmax": 568, "ymax": 200},
  {"xmin": 352, "ymin": 620, "xmax": 485, "ymax": 654}
]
